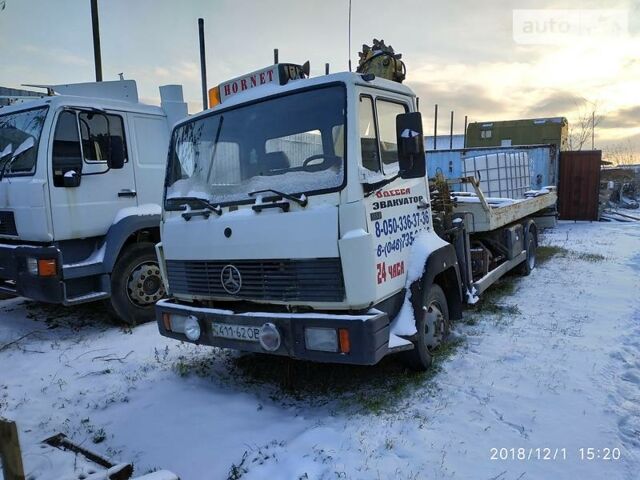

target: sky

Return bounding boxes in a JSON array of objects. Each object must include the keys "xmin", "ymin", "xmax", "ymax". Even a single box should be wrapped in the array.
[{"xmin": 1, "ymin": 0, "xmax": 638, "ymax": 160}]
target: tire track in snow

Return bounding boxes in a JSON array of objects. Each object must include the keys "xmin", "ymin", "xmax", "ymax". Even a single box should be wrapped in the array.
[
  {"xmin": 597, "ymin": 234, "xmax": 640, "ymax": 480},
  {"xmin": 609, "ymin": 250, "xmax": 640, "ymax": 470}
]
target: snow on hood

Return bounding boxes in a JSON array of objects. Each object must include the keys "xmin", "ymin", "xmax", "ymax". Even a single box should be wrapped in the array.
[{"xmin": 166, "ymin": 167, "xmax": 342, "ymax": 204}]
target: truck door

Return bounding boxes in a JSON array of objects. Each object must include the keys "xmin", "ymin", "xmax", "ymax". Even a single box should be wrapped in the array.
[
  {"xmin": 48, "ymin": 109, "xmax": 137, "ymax": 241},
  {"xmin": 360, "ymin": 94, "xmax": 430, "ymax": 300}
]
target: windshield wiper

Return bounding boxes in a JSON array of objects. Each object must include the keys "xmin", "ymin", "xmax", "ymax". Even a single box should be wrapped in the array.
[
  {"xmin": 248, "ymin": 189, "xmax": 308, "ymax": 207},
  {"xmin": 167, "ymin": 197, "xmax": 222, "ymax": 220},
  {"xmin": 363, "ymin": 174, "xmax": 400, "ymax": 197}
]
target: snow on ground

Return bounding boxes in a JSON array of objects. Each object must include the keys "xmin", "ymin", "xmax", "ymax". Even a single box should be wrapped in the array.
[{"xmin": 1, "ymin": 221, "xmax": 639, "ymax": 480}]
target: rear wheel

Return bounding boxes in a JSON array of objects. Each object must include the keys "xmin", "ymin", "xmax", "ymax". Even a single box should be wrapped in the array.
[
  {"xmin": 403, "ymin": 284, "xmax": 450, "ymax": 371},
  {"xmin": 518, "ymin": 229, "xmax": 537, "ymax": 276},
  {"xmin": 108, "ymin": 242, "xmax": 165, "ymax": 325}
]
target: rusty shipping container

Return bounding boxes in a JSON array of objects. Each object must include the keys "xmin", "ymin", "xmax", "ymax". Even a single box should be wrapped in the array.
[{"xmin": 558, "ymin": 150, "xmax": 602, "ymax": 221}]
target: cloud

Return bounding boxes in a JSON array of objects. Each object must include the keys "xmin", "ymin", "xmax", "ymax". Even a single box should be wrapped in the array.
[
  {"xmin": 20, "ymin": 44, "xmax": 91, "ymax": 67},
  {"xmin": 600, "ymin": 105, "xmax": 640, "ymax": 129},
  {"xmin": 526, "ymin": 90, "xmax": 585, "ymax": 118},
  {"xmin": 598, "ymin": 130, "xmax": 640, "ymax": 160},
  {"xmin": 409, "ymin": 80, "xmax": 506, "ymax": 118}
]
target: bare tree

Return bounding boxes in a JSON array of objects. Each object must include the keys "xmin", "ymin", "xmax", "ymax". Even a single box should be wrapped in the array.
[
  {"xmin": 604, "ymin": 140, "xmax": 639, "ymax": 166},
  {"xmin": 568, "ymin": 99, "xmax": 603, "ymax": 151}
]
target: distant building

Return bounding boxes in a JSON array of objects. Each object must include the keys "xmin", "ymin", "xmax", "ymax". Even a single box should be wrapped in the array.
[
  {"xmin": 466, "ymin": 117, "xmax": 568, "ymax": 150},
  {"xmin": 0, "ymin": 86, "xmax": 42, "ymax": 107},
  {"xmin": 425, "ymin": 134, "xmax": 465, "ymax": 151}
]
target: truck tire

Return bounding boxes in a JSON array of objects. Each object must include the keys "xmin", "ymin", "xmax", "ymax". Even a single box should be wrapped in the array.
[
  {"xmin": 108, "ymin": 242, "xmax": 165, "ymax": 325},
  {"xmin": 518, "ymin": 229, "xmax": 537, "ymax": 276},
  {"xmin": 403, "ymin": 284, "xmax": 450, "ymax": 371}
]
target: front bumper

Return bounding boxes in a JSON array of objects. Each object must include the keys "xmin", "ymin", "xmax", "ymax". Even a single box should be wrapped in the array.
[
  {"xmin": 0, "ymin": 243, "xmax": 64, "ymax": 303},
  {"xmin": 156, "ymin": 298, "xmax": 391, "ymax": 365}
]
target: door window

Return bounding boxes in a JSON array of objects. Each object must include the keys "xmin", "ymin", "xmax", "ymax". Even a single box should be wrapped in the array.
[
  {"xmin": 52, "ymin": 110, "xmax": 128, "ymax": 187},
  {"xmin": 78, "ymin": 112, "xmax": 127, "ymax": 163},
  {"xmin": 376, "ymin": 99, "xmax": 408, "ymax": 175},
  {"xmin": 52, "ymin": 111, "xmax": 82, "ymax": 187},
  {"xmin": 358, "ymin": 95, "xmax": 380, "ymax": 172}
]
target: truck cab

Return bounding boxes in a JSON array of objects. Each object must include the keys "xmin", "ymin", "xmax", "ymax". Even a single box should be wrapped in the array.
[
  {"xmin": 0, "ymin": 80, "xmax": 187, "ymax": 324},
  {"xmin": 155, "ymin": 65, "xmax": 465, "ymax": 365},
  {"xmin": 155, "ymin": 61, "xmax": 555, "ymax": 369}
]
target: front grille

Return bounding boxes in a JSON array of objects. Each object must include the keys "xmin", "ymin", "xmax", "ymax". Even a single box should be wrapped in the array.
[
  {"xmin": 166, "ymin": 258, "xmax": 345, "ymax": 302},
  {"xmin": 0, "ymin": 211, "xmax": 17, "ymax": 236}
]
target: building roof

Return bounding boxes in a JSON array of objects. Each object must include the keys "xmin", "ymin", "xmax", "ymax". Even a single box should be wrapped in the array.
[{"xmin": 469, "ymin": 117, "xmax": 568, "ymax": 127}]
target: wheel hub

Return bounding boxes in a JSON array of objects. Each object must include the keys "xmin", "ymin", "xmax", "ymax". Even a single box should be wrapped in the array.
[
  {"xmin": 423, "ymin": 302, "xmax": 445, "ymax": 349},
  {"xmin": 127, "ymin": 262, "xmax": 165, "ymax": 307}
]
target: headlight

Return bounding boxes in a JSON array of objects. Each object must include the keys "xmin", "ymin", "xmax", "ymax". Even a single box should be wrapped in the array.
[
  {"xmin": 304, "ymin": 327, "xmax": 338, "ymax": 352},
  {"xmin": 26, "ymin": 257, "xmax": 39, "ymax": 275},
  {"xmin": 25, "ymin": 257, "xmax": 57, "ymax": 277},
  {"xmin": 183, "ymin": 315, "xmax": 201, "ymax": 341},
  {"xmin": 259, "ymin": 323, "xmax": 281, "ymax": 352}
]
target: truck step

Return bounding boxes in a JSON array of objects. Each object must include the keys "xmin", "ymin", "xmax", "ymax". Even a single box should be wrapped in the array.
[{"xmin": 64, "ymin": 291, "xmax": 109, "ymax": 305}]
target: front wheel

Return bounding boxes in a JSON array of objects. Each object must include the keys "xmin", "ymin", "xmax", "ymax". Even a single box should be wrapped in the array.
[
  {"xmin": 403, "ymin": 284, "xmax": 450, "ymax": 371},
  {"xmin": 108, "ymin": 242, "xmax": 165, "ymax": 325}
]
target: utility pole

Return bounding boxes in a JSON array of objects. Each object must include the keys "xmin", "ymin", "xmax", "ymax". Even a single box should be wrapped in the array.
[
  {"xmin": 592, "ymin": 111, "xmax": 595, "ymax": 150},
  {"xmin": 90, "ymin": 0, "xmax": 102, "ymax": 82},
  {"xmin": 198, "ymin": 18, "xmax": 208, "ymax": 110},
  {"xmin": 449, "ymin": 110, "xmax": 454, "ymax": 150},
  {"xmin": 463, "ymin": 115, "xmax": 468, "ymax": 148},
  {"xmin": 433, "ymin": 104, "xmax": 438, "ymax": 150}
]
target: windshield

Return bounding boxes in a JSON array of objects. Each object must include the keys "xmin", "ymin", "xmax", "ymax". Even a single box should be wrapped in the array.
[
  {"xmin": 0, "ymin": 106, "xmax": 48, "ymax": 175},
  {"xmin": 166, "ymin": 85, "xmax": 346, "ymax": 205}
]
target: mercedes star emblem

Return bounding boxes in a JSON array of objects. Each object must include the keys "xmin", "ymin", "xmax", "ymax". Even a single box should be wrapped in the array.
[{"xmin": 220, "ymin": 264, "xmax": 242, "ymax": 294}]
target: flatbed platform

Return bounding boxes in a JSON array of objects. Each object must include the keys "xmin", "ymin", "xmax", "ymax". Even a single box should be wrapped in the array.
[{"xmin": 452, "ymin": 187, "xmax": 557, "ymax": 232}]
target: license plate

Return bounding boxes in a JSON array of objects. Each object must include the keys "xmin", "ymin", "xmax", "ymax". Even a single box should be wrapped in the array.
[{"xmin": 211, "ymin": 322, "xmax": 261, "ymax": 342}]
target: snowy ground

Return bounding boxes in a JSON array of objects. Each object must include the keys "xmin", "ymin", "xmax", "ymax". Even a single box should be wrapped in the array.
[{"xmin": 1, "ymin": 221, "xmax": 639, "ymax": 480}]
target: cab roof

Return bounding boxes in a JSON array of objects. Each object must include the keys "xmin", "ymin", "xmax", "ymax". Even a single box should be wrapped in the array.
[
  {"xmin": 0, "ymin": 80, "xmax": 165, "ymax": 117},
  {"xmin": 181, "ymin": 71, "xmax": 415, "ymax": 127}
]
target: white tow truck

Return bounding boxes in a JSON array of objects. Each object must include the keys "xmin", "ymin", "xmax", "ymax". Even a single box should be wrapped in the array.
[
  {"xmin": 155, "ymin": 56, "xmax": 556, "ymax": 369},
  {"xmin": 0, "ymin": 80, "xmax": 187, "ymax": 324}
]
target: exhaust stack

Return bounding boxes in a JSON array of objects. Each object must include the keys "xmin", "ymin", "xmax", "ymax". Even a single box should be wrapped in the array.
[{"xmin": 160, "ymin": 85, "xmax": 188, "ymax": 127}]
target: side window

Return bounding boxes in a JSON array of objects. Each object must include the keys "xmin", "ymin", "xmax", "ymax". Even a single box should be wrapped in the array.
[
  {"xmin": 78, "ymin": 112, "xmax": 127, "ymax": 163},
  {"xmin": 133, "ymin": 116, "xmax": 169, "ymax": 166},
  {"xmin": 359, "ymin": 95, "xmax": 380, "ymax": 172},
  {"xmin": 376, "ymin": 99, "xmax": 408, "ymax": 174},
  {"xmin": 52, "ymin": 111, "xmax": 82, "ymax": 187}
]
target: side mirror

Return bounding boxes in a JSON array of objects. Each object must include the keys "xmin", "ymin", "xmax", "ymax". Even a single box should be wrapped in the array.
[
  {"xmin": 396, "ymin": 112, "xmax": 426, "ymax": 179},
  {"xmin": 107, "ymin": 136, "xmax": 125, "ymax": 170},
  {"xmin": 62, "ymin": 170, "xmax": 81, "ymax": 187}
]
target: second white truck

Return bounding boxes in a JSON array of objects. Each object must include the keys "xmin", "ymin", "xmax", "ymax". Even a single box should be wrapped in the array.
[
  {"xmin": 0, "ymin": 80, "xmax": 187, "ymax": 324},
  {"xmin": 154, "ymin": 60, "xmax": 556, "ymax": 369}
]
